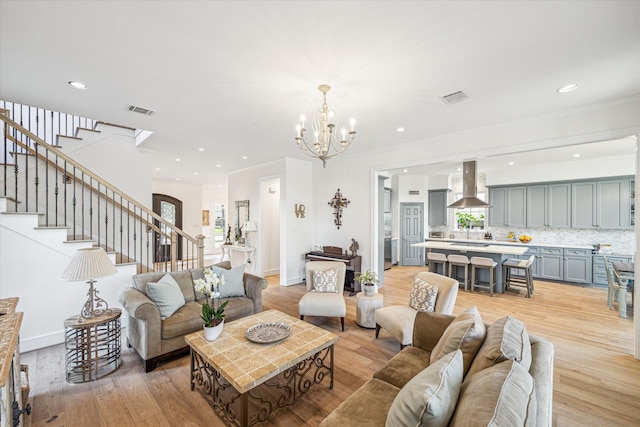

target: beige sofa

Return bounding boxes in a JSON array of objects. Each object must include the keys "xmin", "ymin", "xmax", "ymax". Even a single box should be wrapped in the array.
[
  {"xmin": 320, "ymin": 308, "xmax": 554, "ymax": 427},
  {"xmin": 118, "ymin": 261, "xmax": 267, "ymax": 372}
]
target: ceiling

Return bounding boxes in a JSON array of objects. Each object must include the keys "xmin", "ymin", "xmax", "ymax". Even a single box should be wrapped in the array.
[{"xmin": 1, "ymin": 1, "xmax": 639, "ymax": 186}]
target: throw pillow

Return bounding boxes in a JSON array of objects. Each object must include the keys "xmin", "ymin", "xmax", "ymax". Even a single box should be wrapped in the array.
[
  {"xmin": 210, "ymin": 264, "xmax": 246, "ymax": 298},
  {"xmin": 146, "ymin": 273, "xmax": 186, "ymax": 320},
  {"xmin": 409, "ymin": 276, "xmax": 438, "ymax": 312},
  {"xmin": 466, "ymin": 315, "xmax": 532, "ymax": 378},
  {"xmin": 385, "ymin": 350, "xmax": 464, "ymax": 427},
  {"xmin": 430, "ymin": 306, "xmax": 486, "ymax": 375},
  {"xmin": 449, "ymin": 360, "xmax": 536, "ymax": 427},
  {"xmin": 312, "ymin": 269, "xmax": 338, "ymax": 293}
]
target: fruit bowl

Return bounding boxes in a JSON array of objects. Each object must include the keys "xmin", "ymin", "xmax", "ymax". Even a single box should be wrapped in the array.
[{"xmin": 519, "ymin": 235, "xmax": 532, "ymax": 243}]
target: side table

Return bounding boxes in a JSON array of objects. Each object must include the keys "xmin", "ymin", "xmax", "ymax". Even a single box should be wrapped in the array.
[
  {"xmin": 64, "ymin": 308, "xmax": 122, "ymax": 383},
  {"xmin": 356, "ymin": 292, "xmax": 384, "ymax": 329}
]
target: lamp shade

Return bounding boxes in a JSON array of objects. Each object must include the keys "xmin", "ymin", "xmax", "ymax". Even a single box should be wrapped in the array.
[
  {"xmin": 61, "ymin": 247, "xmax": 118, "ymax": 282},
  {"xmin": 244, "ymin": 221, "xmax": 258, "ymax": 232}
]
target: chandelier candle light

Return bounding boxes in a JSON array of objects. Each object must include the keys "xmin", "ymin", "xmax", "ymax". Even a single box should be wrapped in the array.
[{"xmin": 295, "ymin": 84, "xmax": 356, "ymax": 167}]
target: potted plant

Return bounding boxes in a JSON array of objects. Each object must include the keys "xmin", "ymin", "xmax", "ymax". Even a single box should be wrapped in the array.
[
  {"xmin": 455, "ymin": 212, "xmax": 485, "ymax": 239},
  {"xmin": 356, "ymin": 270, "xmax": 379, "ymax": 297},
  {"xmin": 193, "ymin": 268, "xmax": 228, "ymax": 341}
]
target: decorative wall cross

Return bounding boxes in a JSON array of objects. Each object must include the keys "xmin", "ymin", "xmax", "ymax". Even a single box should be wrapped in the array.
[{"xmin": 328, "ymin": 188, "xmax": 350, "ymax": 229}]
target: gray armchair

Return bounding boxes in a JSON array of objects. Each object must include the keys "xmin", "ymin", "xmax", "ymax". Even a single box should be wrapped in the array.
[
  {"xmin": 118, "ymin": 261, "xmax": 267, "ymax": 372},
  {"xmin": 299, "ymin": 261, "xmax": 347, "ymax": 331}
]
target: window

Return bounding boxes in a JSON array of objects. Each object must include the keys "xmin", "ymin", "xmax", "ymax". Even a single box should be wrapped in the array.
[{"xmin": 453, "ymin": 192, "xmax": 486, "ymax": 230}]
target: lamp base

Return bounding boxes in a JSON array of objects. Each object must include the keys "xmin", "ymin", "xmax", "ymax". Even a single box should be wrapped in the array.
[{"xmin": 78, "ymin": 280, "xmax": 111, "ymax": 322}]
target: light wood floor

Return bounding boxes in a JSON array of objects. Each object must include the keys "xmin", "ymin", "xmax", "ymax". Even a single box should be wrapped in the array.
[{"xmin": 21, "ymin": 266, "xmax": 639, "ymax": 427}]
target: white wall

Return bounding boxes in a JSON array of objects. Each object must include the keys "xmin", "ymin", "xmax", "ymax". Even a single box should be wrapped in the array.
[{"xmin": 260, "ymin": 177, "xmax": 280, "ymax": 276}]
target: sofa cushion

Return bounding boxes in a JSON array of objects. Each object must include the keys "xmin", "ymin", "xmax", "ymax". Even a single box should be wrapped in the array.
[
  {"xmin": 161, "ymin": 301, "xmax": 203, "ymax": 339},
  {"xmin": 449, "ymin": 359, "xmax": 536, "ymax": 427},
  {"xmin": 211, "ymin": 264, "xmax": 246, "ymax": 297},
  {"xmin": 373, "ymin": 346, "xmax": 431, "ymax": 389},
  {"xmin": 466, "ymin": 315, "xmax": 532, "ymax": 378},
  {"xmin": 146, "ymin": 274, "xmax": 186, "ymax": 319},
  {"xmin": 132, "ymin": 270, "xmax": 196, "ymax": 302},
  {"xmin": 385, "ymin": 349, "xmax": 463, "ymax": 427},
  {"xmin": 318, "ymin": 378, "xmax": 400, "ymax": 427},
  {"xmin": 409, "ymin": 276, "xmax": 438, "ymax": 312},
  {"xmin": 430, "ymin": 306, "xmax": 486, "ymax": 375},
  {"xmin": 312, "ymin": 268, "xmax": 339, "ymax": 293}
]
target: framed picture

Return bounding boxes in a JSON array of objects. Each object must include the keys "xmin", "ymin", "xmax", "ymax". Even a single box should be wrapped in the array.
[{"xmin": 202, "ymin": 210, "xmax": 210, "ymax": 226}]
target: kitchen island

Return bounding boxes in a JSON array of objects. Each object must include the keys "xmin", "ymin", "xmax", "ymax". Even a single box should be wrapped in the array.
[{"xmin": 412, "ymin": 241, "xmax": 529, "ymax": 293}]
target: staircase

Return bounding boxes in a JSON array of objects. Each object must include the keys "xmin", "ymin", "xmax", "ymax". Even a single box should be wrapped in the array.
[{"xmin": 0, "ymin": 103, "xmax": 203, "ymax": 351}]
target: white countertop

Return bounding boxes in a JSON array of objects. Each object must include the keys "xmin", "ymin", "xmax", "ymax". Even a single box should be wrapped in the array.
[
  {"xmin": 425, "ymin": 238, "xmax": 594, "ymax": 251},
  {"xmin": 413, "ymin": 241, "xmax": 529, "ymax": 256}
]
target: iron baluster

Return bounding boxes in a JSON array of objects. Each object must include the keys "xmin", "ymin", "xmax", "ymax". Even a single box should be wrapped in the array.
[
  {"xmin": 45, "ymin": 149, "xmax": 49, "ymax": 224},
  {"xmin": 97, "ymin": 182, "xmax": 101, "ymax": 248},
  {"xmin": 13, "ymin": 128, "xmax": 18, "ymax": 212},
  {"xmin": 54, "ymin": 157, "xmax": 59, "ymax": 226},
  {"xmin": 63, "ymin": 161, "xmax": 67, "ymax": 226},
  {"xmin": 119, "ymin": 196, "xmax": 123, "ymax": 264},
  {"xmin": 72, "ymin": 166, "xmax": 76, "ymax": 239},
  {"xmin": 35, "ymin": 131, "xmax": 39, "ymax": 210},
  {"xmin": 89, "ymin": 177, "xmax": 93, "ymax": 240}
]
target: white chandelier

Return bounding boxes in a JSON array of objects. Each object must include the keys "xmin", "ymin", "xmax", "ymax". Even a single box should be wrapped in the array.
[{"xmin": 295, "ymin": 84, "xmax": 356, "ymax": 167}]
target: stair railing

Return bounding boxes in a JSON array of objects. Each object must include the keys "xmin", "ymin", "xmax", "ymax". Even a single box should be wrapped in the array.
[{"xmin": 0, "ymin": 109, "xmax": 204, "ymax": 273}]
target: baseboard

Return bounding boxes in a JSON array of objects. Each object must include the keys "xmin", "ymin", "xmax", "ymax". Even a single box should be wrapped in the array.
[
  {"xmin": 263, "ymin": 268, "xmax": 279, "ymax": 276},
  {"xmin": 283, "ymin": 276, "xmax": 305, "ymax": 286},
  {"xmin": 20, "ymin": 330, "xmax": 65, "ymax": 353}
]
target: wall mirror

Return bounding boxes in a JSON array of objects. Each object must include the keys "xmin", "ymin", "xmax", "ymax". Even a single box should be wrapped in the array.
[{"xmin": 235, "ymin": 200, "xmax": 249, "ymax": 238}]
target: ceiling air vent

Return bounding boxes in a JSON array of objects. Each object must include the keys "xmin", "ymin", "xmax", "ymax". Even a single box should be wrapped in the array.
[
  {"xmin": 408, "ymin": 190, "xmax": 420, "ymax": 196},
  {"xmin": 440, "ymin": 90, "xmax": 470, "ymax": 104},
  {"xmin": 128, "ymin": 105, "xmax": 155, "ymax": 116}
]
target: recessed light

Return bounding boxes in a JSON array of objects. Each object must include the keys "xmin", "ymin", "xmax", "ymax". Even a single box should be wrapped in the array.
[
  {"xmin": 176, "ymin": 178, "xmax": 181, "ymax": 181},
  {"xmin": 242, "ymin": 156, "xmax": 247, "ymax": 160},
  {"xmin": 557, "ymin": 84, "xmax": 579, "ymax": 93},
  {"xmin": 176, "ymin": 158, "xmax": 181, "ymax": 162},
  {"xmin": 573, "ymin": 153, "xmax": 581, "ymax": 158},
  {"xmin": 155, "ymin": 167, "xmax": 160, "ymax": 171},
  {"xmin": 403, "ymin": 169, "xmax": 408, "ymax": 173},
  {"xmin": 508, "ymin": 161, "xmax": 515, "ymax": 166},
  {"xmin": 396, "ymin": 127, "xmax": 406, "ymax": 133},
  {"xmin": 194, "ymin": 172, "xmax": 198, "ymax": 175},
  {"xmin": 68, "ymin": 81, "xmax": 87, "ymax": 90},
  {"xmin": 198, "ymin": 148, "xmax": 205, "ymax": 152},
  {"xmin": 216, "ymin": 164, "xmax": 222, "ymax": 168}
]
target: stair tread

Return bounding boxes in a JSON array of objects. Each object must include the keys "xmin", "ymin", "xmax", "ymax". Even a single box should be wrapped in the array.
[
  {"xmin": 63, "ymin": 239, "xmax": 95, "ymax": 244},
  {"xmin": 1, "ymin": 211, "xmax": 44, "ymax": 215},
  {"xmin": 34, "ymin": 226, "xmax": 71, "ymax": 230},
  {"xmin": 95, "ymin": 121, "xmax": 136, "ymax": 131},
  {"xmin": 56, "ymin": 134, "xmax": 82, "ymax": 141}
]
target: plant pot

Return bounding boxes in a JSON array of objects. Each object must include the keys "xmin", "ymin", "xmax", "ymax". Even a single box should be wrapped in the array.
[
  {"xmin": 363, "ymin": 283, "xmax": 376, "ymax": 297},
  {"xmin": 203, "ymin": 320, "xmax": 224, "ymax": 341}
]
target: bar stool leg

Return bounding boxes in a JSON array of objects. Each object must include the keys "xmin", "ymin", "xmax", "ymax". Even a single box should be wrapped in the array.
[
  {"xmin": 471, "ymin": 265, "xmax": 476, "ymax": 292},
  {"xmin": 463, "ymin": 266, "xmax": 468, "ymax": 292}
]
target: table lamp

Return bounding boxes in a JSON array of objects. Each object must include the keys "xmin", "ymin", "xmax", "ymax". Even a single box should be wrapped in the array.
[
  {"xmin": 244, "ymin": 221, "xmax": 258, "ymax": 247},
  {"xmin": 61, "ymin": 247, "xmax": 118, "ymax": 321}
]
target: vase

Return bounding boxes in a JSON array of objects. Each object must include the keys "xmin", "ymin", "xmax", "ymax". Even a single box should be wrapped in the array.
[
  {"xmin": 203, "ymin": 320, "xmax": 224, "ymax": 341},
  {"xmin": 363, "ymin": 284, "xmax": 376, "ymax": 297}
]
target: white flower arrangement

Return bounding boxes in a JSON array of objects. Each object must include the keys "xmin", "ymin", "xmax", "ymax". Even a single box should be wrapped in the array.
[{"xmin": 193, "ymin": 268, "xmax": 227, "ymax": 327}]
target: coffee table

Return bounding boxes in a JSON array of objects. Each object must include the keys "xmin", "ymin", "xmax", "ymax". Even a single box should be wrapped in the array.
[{"xmin": 185, "ymin": 309, "xmax": 339, "ymax": 426}]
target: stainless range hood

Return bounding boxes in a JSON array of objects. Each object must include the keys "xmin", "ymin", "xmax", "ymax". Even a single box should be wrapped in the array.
[{"xmin": 447, "ymin": 160, "xmax": 490, "ymax": 208}]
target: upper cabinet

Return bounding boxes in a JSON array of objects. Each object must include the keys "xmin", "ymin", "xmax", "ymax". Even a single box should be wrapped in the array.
[
  {"xmin": 489, "ymin": 186, "xmax": 526, "ymax": 227},
  {"xmin": 428, "ymin": 190, "xmax": 448, "ymax": 226},
  {"xmin": 572, "ymin": 179, "xmax": 630, "ymax": 229},
  {"xmin": 527, "ymin": 183, "xmax": 571, "ymax": 228}
]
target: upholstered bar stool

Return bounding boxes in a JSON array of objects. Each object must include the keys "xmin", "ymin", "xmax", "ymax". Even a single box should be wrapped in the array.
[
  {"xmin": 448, "ymin": 254, "xmax": 470, "ymax": 291},
  {"xmin": 470, "ymin": 256, "xmax": 498, "ymax": 296},
  {"xmin": 502, "ymin": 255, "xmax": 535, "ymax": 298},
  {"xmin": 427, "ymin": 252, "xmax": 447, "ymax": 275}
]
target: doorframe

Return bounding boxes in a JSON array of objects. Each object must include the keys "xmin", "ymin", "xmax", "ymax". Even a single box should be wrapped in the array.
[
  {"xmin": 400, "ymin": 202, "xmax": 424, "ymax": 266},
  {"xmin": 152, "ymin": 193, "xmax": 183, "ymax": 262}
]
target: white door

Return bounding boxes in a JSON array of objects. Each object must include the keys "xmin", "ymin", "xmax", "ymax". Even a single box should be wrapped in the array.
[{"xmin": 401, "ymin": 203, "xmax": 424, "ymax": 266}]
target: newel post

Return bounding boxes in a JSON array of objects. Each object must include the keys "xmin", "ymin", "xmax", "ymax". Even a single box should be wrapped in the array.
[
  {"xmin": 196, "ymin": 234, "xmax": 206, "ymax": 269},
  {"xmin": 170, "ymin": 231, "xmax": 178, "ymax": 272}
]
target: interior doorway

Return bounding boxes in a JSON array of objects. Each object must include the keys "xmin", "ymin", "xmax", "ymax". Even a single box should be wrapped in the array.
[
  {"xmin": 260, "ymin": 177, "xmax": 281, "ymax": 277},
  {"xmin": 152, "ymin": 193, "xmax": 183, "ymax": 263},
  {"xmin": 400, "ymin": 202, "xmax": 424, "ymax": 266}
]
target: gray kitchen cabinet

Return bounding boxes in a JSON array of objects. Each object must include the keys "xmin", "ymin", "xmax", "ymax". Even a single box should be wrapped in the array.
[
  {"xmin": 528, "ymin": 184, "xmax": 571, "ymax": 228},
  {"xmin": 592, "ymin": 254, "xmax": 633, "ymax": 286},
  {"xmin": 563, "ymin": 248, "xmax": 592, "ymax": 284},
  {"xmin": 428, "ymin": 190, "xmax": 448, "ymax": 226},
  {"xmin": 630, "ymin": 179, "xmax": 635, "ymax": 228},
  {"xmin": 537, "ymin": 247, "xmax": 563, "ymax": 281},
  {"xmin": 572, "ymin": 179, "xmax": 630, "ymax": 229},
  {"xmin": 489, "ymin": 186, "xmax": 526, "ymax": 227}
]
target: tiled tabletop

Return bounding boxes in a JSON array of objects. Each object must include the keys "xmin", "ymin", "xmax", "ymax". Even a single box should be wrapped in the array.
[
  {"xmin": 0, "ymin": 297, "xmax": 22, "ymax": 387},
  {"xmin": 185, "ymin": 309, "xmax": 339, "ymax": 393}
]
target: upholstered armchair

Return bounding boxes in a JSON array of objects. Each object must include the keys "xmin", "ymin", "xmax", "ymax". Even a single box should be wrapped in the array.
[
  {"xmin": 375, "ymin": 271, "xmax": 458, "ymax": 348},
  {"xmin": 299, "ymin": 261, "xmax": 347, "ymax": 331}
]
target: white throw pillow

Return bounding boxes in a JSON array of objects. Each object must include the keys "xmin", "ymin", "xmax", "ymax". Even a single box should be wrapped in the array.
[
  {"xmin": 409, "ymin": 276, "xmax": 438, "ymax": 312},
  {"xmin": 312, "ymin": 269, "xmax": 338, "ymax": 292},
  {"xmin": 211, "ymin": 264, "xmax": 246, "ymax": 297},
  {"xmin": 146, "ymin": 273, "xmax": 186, "ymax": 319},
  {"xmin": 385, "ymin": 350, "xmax": 464, "ymax": 427}
]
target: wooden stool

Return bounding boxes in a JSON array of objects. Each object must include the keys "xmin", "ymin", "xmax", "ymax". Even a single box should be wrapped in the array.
[
  {"xmin": 356, "ymin": 292, "xmax": 384, "ymax": 328},
  {"xmin": 448, "ymin": 254, "xmax": 470, "ymax": 291},
  {"xmin": 502, "ymin": 255, "xmax": 535, "ymax": 298},
  {"xmin": 427, "ymin": 252, "xmax": 447, "ymax": 275},
  {"xmin": 470, "ymin": 256, "xmax": 498, "ymax": 296}
]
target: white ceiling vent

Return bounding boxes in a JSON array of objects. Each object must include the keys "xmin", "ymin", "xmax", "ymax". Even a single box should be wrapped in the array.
[
  {"xmin": 408, "ymin": 190, "xmax": 420, "ymax": 196},
  {"xmin": 128, "ymin": 105, "xmax": 155, "ymax": 116},
  {"xmin": 440, "ymin": 90, "xmax": 470, "ymax": 104}
]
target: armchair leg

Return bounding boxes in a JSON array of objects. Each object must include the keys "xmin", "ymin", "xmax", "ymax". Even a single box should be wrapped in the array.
[
  {"xmin": 375, "ymin": 324, "xmax": 381, "ymax": 339},
  {"xmin": 300, "ymin": 315, "xmax": 304, "ymax": 320},
  {"xmin": 400, "ymin": 344, "xmax": 406, "ymax": 350},
  {"xmin": 340, "ymin": 317, "xmax": 344, "ymax": 331}
]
